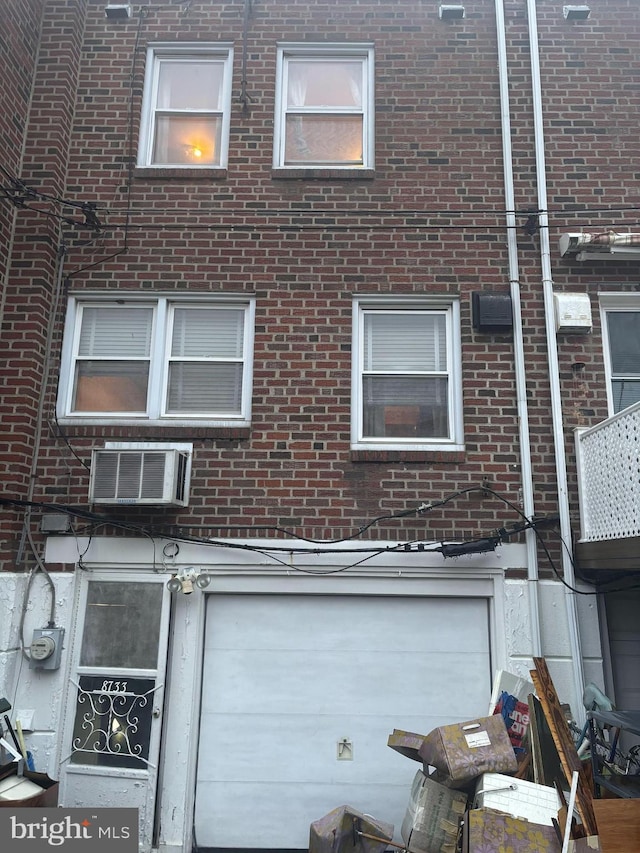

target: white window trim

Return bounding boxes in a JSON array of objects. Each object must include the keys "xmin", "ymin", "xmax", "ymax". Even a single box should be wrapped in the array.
[
  {"xmin": 137, "ymin": 42, "xmax": 234, "ymax": 169},
  {"xmin": 57, "ymin": 293, "xmax": 255, "ymax": 428},
  {"xmin": 273, "ymin": 42, "xmax": 375, "ymax": 170},
  {"xmin": 599, "ymin": 291, "xmax": 640, "ymax": 416},
  {"xmin": 351, "ymin": 296, "xmax": 464, "ymax": 452}
]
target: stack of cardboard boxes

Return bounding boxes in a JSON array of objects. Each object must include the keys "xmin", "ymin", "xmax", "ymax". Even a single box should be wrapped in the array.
[
  {"xmin": 390, "ymin": 715, "xmax": 563, "ymax": 853},
  {"xmin": 308, "ymin": 661, "xmax": 640, "ymax": 853}
]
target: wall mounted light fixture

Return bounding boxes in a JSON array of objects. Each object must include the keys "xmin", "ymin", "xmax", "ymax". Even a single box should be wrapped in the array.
[
  {"xmin": 105, "ymin": 4, "xmax": 132, "ymax": 19},
  {"xmin": 563, "ymin": 5, "xmax": 591, "ymax": 19},
  {"xmin": 439, "ymin": 5, "xmax": 465, "ymax": 19},
  {"xmin": 167, "ymin": 568, "xmax": 211, "ymax": 594}
]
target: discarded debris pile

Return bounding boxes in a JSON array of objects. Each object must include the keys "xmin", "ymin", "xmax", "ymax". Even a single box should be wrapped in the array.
[
  {"xmin": 309, "ymin": 658, "xmax": 640, "ymax": 853},
  {"xmin": 0, "ymin": 695, "xmax": 59, "ymax": 808}
]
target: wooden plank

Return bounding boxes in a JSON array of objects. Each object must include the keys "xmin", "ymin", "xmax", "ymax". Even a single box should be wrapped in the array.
[
  {"xmin": 531, "ymin": 658, "xmax": 598, "ymax": 836},
  {"xmin": 592, "ymin": 799, "xmax": 640, "ymax": 853}
]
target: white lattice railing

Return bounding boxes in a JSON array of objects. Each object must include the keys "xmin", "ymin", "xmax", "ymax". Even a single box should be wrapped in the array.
[{"xmin": 575, "ymin": 400, "xmax": 640, "ymax": 542}]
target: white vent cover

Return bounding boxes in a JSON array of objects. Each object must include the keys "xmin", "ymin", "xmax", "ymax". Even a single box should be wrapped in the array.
[
  {"xmin": 554, "ymin": 292, "xmax": 592, "ymax": 333},
  {"xmin": 90, "ymin": 442, "xmax": 192, "ymax": 506}
]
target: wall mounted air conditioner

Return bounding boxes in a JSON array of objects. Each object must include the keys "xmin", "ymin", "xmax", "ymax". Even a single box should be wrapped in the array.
[{"xmin": 89, "ymin": 442, "xmax": 192, "ymax": 506}]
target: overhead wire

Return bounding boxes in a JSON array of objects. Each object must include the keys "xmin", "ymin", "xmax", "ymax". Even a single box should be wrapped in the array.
[{"xmin": 4, "ymin": 487, "xmax": 634, "ymax": 591}]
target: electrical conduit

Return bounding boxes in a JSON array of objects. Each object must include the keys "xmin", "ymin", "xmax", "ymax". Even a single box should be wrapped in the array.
[
  {"xmin": 525, "ymin": 0, "xmax": 586, "ymax": 719},
  {"xmin": 494, "ymin": 0, "xmax": 542, "ymax": 658}
]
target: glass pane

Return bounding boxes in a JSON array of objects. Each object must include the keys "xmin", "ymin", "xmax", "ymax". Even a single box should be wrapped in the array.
[
  {"xmin": 171, "ymin": 307, "xmax": 244, "ymax": 358},
  {"xmin": 284, "ymin": 115, "xmax": 363, "ymax": 165},
  {"xmin": 167, "ymin": 362, "xmax": 243, "ymax": 413},
  {"xmin": 612, "ymin": 379, "xmax": 640, "ymax": 413},
  {"xmin": 364, "ymin": 313, "xmax": 447, "ymax": 372},
  {"xmin": 157, "ymin": 60, "xmax": 224, "ymax": 110},
  {"xmin": 79, "ymin": 306, "xmax": 153, "ymax": 357},
  {"xmin": 71, "ymin": 675, "xmax": 155, "ymax": 769},
  {"xmin": 153, "ymin": 114, "xmax": 222, "ymax": 165},
  {"xmin": 73, "ymin": 361, "xmax": 149, "ymax": 412},
  {"xmin": 607, "ymin": 312, "xmax": 640, "ymax": 373},
  {"xmin": 362, "ymin": 376, "xmax": 449, "ymax": 438},
  {"xmin": 80, "ymin": 582, "xmax": 163, "ymax": 669},
  {"xmin": 287, "ymin": 59, "xmax": 363, "ymax": 108}
]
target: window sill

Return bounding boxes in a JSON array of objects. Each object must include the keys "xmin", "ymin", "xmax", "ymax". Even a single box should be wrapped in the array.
[
  {"xmin": 350, "ymin": 449, "xmax": 466, "ymax": 464},
  {"xmin": 271, "ymin": 167, "xmax": 375, "ymax": 181},
  {"xmin": 56, "ymin": 423, "xmax": 250, "ymax": 441},
  {"xmin": 134, "ymin": 167, "xmax": 228, "ymax": 181}
]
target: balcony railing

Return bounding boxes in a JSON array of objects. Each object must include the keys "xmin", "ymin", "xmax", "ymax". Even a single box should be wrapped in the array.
[{"xmin": 575, "ymin": 400, "xmax": 640, "ymax": 544}]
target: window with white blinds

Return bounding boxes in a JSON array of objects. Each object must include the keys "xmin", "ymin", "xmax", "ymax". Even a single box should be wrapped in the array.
[
  {"xmin": 352, "ymin": 301, "xmax": 463, "ymax": 450},
  {"xmin": 60, "ymin": 297, "xmax": 254, "ymax": 425},
  {"xmin": 600, "ymin": 294, "xmax": 640, "ymax": 415}
]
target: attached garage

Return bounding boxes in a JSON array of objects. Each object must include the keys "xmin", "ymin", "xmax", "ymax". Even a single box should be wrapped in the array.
[{"xmin": 193, "ymin": 592, "xmax": 493, "ymax": 850}]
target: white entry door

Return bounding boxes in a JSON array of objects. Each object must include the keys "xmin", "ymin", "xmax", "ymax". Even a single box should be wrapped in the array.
[
  {"xmin": 59, "ymin": 572, "xmax": 171, "ymax": 852},
  {"xmin": 194, "ymin": 593, "xmax": 492, "ymax": 850}
]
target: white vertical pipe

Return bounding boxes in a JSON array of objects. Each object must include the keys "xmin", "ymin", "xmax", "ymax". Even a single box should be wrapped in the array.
[
  {"xmin": 494, "ymin": 0, "xmax": 542, "ymax": 658},
  {"xmin": 525, "ymin": 0, "xmax": 586, "ymax": 720}
]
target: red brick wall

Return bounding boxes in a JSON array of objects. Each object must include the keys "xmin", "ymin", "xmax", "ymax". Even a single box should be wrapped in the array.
[
  {"xmin": 0, "ymin": 0, "xmax": 42, "ymax": 303},
  {"xmin": 1, "ymin": 0, "xmax": 638, "ymax": 572},
  {"xmin": 0, "ymin": 0, "xmax": 87, "ymax": 567}
]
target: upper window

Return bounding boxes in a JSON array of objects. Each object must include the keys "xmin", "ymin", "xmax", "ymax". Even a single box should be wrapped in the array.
[
  {"xmin": 351, "ymin": 299, "xmax": 464, "ymax": 451},
  {"xmin": 600, "ymin": 293, "xmax": 640, "ymax": 415},
  {"xmin": 138, "ymin": 44, "xmax": 233, "ymax": 168},
  {"xmin": 58, "ymin": 295, "xmax": 254, "ymax": 427},
  {"xmin": 273, "ymin": 43, "xmax": 374, "ymax": 170}
]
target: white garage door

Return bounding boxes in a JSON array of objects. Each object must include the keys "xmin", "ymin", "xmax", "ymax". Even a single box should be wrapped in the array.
[{"xmin": 194, "ymin": 594, "xmax": 492, "ymax": 850}]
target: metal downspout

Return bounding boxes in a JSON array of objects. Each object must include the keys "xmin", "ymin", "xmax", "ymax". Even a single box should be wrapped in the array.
[
  {"xmin": 495, "ymin": 0, "xmax": 542, "ymax": 659},
  {"xmin": 525, "ymin": 0, "xmax": 586, "ymax": 718}
]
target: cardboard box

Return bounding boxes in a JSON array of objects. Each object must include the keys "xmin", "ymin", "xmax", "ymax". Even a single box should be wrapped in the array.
[
  {"xmin": 401, "ymin": 770, "xmax": 467, "ymax": 853},
  {"xmin": 309, "ymin": 805, "xmax": 393, "ymax": 853},
  {"xmin": 566, "ymin": 838, "xmax": 601, "ymax": 853},
  {"xmin": 474, "ymin": 772, "xmax": 559, "ymax": 825},
  {"xmin": 463, "ymin": 808, "xmax": 561, "ymax": 853},
  {"xmin": 388, "ymin": 729, "xmax": 426, "ymax": 763},
  {"xmin": 419, "ymin": 716, "xmax": 518, "ymax": 789}
]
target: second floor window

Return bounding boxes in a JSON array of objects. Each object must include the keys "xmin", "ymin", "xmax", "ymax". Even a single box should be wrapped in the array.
[
  {"xmin": 274, "ymin": 43, "xmax": 374, "ymax": 169},
  {"xmin": 600, "ymin": 293, "xmax": 640, "ymax": 414},
  {"xmin": 58, "ymin": 296, "xmax": 254, "ymax": 427},
  {"xmin": 138, "ymin": 44, "xmax": 233, "ymax": 168},
  {"xmin": 351, "ymin": 299, "xmax": 464, "ymax": 451}
]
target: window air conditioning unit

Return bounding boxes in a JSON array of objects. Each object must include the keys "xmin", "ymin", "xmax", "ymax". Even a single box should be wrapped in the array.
[{"xmin": 89, "ymin": 442, "xmax": 192, "ymax": 506}]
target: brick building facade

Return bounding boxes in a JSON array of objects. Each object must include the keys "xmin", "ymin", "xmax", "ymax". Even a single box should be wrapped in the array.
[{"xmin": 1, "ymin": 1, "xmax": 639, "ymax": 850}]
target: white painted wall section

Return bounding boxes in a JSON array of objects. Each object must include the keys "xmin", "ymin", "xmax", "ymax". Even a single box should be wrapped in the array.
[{"xmin": 0, "ymin": 572, "xmax": 75, "ymax": 777}]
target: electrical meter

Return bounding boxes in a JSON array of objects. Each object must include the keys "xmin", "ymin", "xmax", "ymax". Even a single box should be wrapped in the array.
[{"xmin": 29, "ymin": 627, "xmax": 65, "ymax": 670}]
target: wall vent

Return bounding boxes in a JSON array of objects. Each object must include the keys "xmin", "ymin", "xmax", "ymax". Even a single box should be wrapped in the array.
[
  {"xmin": 89, "ymin": 442, "xmax": 192, "ymax": 506},
  {"xmin": 472, "ymin": 291, "xmax": 513, "ymax": 333}
]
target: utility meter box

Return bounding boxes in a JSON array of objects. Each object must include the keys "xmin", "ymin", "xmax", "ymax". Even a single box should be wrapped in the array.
[
  {"xmin": 29, "ymin": 627, "xmax": 65, "ymax": 671},
  {"xmin": 554, "ymin": 292, "xmax": 592, "ymax": 333}
]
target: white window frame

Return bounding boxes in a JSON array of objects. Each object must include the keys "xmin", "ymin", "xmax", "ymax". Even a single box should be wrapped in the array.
[
  {"xmin": 57, "ymin": 293, "xmax": 255, "ymax": 428},
  {"xmin": 351, "ymin": 297, "xmax": 464, "ymax": 451},
  {"xmin": 273, "ymin": 42, "xmax": 374, "ymax": 170},
  {"xmin": 599, "ymin": 292, "xmax": 640, "ymax": 416},
  {"xmin": 137, "ymin": 42, "xmax": 234, "ymax": 169}
]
